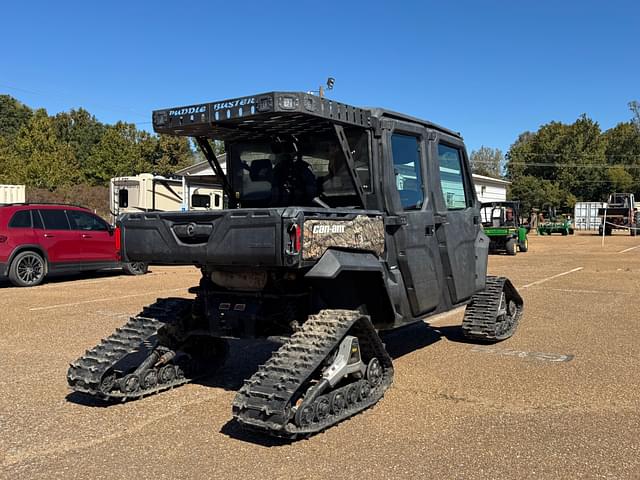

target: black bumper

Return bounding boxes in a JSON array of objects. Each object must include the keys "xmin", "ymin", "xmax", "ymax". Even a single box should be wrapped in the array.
[{"xmin": 0, "ymin": 262, "xmax": 7, "ymax": 277}]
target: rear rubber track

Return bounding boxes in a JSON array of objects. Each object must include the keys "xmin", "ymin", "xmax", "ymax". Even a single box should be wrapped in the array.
[
  {"xmin": 67, "ymin": 297, "xmax": 227, "ymax": 401},
  {"xmin": 232, "ymin": 309, "xmax": 393, "ymax": 438},
  {"xmin": 462, "ymin": 276, "xmax": 524, "ymax": 342}
]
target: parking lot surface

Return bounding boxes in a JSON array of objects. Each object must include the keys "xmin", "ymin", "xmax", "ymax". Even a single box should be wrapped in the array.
[{"xmin": 1, "ymin": 232, "xmax": 639, "ymax": 479}]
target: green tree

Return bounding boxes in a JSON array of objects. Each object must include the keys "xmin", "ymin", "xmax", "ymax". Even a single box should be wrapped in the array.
[
  {"xmin": 506, "ymin": 115, "xmax": 607, "ymax": 202},
  {"xmin": 0, "ymin": 95, "xmax": 32, "ymax": 140},
  {"xmin": 52, "ymin": 108, "xmax": 106, "ymax": 178},
  {"xmin": 150, "ymin": 134, "xmax": 195, "ymax": 176},
  {"xmin": 470, "ymin": 146, "xmax": 503, "ymax": 178},
  {"xmin": 602, "ymin": 122, "xmax": 640, "ymax": 195},
  {"xmin": 10, "ymin": 109, "xmax": 81, "ymax": 189},
  {"xmin": 630, "ymin": 101, "xmax": 640, "ymax": 133},
  {"xmin": 508, "ymin": 175, "xmax": 575, "ymax": 217},
  {"xmin": 85, "ymin": 122, "xmax": 144, "ymax": 184}
]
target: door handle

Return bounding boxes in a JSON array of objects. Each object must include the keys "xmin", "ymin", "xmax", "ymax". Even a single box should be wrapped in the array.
[
  {"xmin": 43, "ymin": 233, "xmax": 55, "ymax": 238},
  {"xmin": 473, "ymin": 216, "xmax": 479, "ymax": 225},
  {"xmin": 425, "ymin": 225, "xmax": 434, "ymax": 236},
  {"xmin": 81, "ymin": 234, "xmax": 92, "ymax": 239}
]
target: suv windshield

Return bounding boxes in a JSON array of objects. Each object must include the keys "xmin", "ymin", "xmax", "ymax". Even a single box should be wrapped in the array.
[{"xmin": 229, "ymin": 129, "xmax": 370, "ymax": 208}]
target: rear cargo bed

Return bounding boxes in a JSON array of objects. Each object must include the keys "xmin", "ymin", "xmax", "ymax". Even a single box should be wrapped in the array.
[{"xmin": 120, "ymin": 209, "xmax": 286, "ymax": 267}]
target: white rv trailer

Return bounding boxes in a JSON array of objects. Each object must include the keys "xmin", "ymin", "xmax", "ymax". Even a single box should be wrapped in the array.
[{"xmin": 110, "ymin": 173, "xmax": 223, "ymax": 221}]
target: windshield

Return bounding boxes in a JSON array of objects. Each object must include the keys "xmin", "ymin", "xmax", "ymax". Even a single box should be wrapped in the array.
[{"xmin": 229, "ymin": 129, "xmax": 370, "ymax": 208}]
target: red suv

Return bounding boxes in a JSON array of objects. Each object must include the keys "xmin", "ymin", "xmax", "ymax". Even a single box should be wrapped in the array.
[{"xmin": 0, "ymin": 204, "xmax": 147, "ymax": 287}]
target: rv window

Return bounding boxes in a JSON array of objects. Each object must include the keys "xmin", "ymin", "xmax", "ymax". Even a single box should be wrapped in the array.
[
  {"xmin": 214, "ymin": 194, "xmax": 221, "ymax": 208},
  {"xmin": 118, "ymin": 189, "xmax": 129, "ymax": 208},
  {"xmin": 191, "ymin": 194, "xmax": 211, "ymax": 208}
]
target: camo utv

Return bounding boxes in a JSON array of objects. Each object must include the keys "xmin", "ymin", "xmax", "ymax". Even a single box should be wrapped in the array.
[{"xmin": 68, "ymin": 92, "xmax": 523, "ymax": 438}]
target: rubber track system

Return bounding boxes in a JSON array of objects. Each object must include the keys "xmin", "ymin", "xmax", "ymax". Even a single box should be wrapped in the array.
[
  {"xmin": 67, "ymin": 298, "xmax": 223, "ymax": 401},
  {"xmin": 232, "ymin": 309, "xmax": 393, "ymax": 438},
  {"xmin": 462, "ymin": 276, "xmax": 524, "ymax": 342}
]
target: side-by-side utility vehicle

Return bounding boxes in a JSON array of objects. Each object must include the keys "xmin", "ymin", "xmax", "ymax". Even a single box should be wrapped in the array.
[{"xmin": 68, "ymin": 92, "xmax": 524, "ymax": 438}]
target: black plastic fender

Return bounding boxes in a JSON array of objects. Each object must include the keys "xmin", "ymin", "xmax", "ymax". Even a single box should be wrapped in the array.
[{"xmin": 304, "ymin": 249, "xmax": 383, "ymax": 280}]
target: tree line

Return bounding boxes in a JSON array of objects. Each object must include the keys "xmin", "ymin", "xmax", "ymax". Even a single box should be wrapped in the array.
[
  {"xmin": 0, "ymin": 95, "xmax": 198, "ymax": 190},
  {"xmin": 470, "ymin": 102, "xmax": 640, "ymax": 215},
  {"xmin": 2, "ymin": 93, "xmax": 640, "ymax": 218}
]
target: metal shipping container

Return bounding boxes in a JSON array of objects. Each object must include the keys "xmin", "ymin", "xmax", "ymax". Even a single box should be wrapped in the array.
[
  {"xmin": 0, "ymin": 184, "xmax": 26, "ymax": 204},
  {"xmin": 574, "ymin": 201, "xmax": 606, "ymax": 230}
]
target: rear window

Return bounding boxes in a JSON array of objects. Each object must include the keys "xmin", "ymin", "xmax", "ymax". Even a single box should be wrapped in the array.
[
  {"xmin": 9, "ymin": 210, "xmax": 32, "ymax": 228},
  {"xmin": 39, "ymin": 209, "xmax": 70, "ymax": 230}
]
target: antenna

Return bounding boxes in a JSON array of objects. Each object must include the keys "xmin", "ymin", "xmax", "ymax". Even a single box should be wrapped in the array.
[{"xmin": 318, "ymin": 77, "xmax": 336, "ymax": 98}]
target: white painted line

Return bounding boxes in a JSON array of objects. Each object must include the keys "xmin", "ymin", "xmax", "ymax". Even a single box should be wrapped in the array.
[
  {"xmin": 520, "ymin": 267, "xmax": 583, "ymax": 289},
  {"xmin": 618, "ymin": 245, "xmax": 640, "ymax": 253},
  {"xmin": 549, "ymin": 288, "xmax": 632, "ymax": 295},
  {"xmin": 29, "ymin": 288, "xmax": 187, "ymax": 311}
]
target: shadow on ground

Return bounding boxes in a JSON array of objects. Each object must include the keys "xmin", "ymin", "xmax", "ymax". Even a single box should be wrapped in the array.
[{"xmin": 0, "ymin": 268, "xmax": 137, "ymax": 289}]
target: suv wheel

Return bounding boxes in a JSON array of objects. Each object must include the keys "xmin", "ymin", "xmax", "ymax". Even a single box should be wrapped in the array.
[
  {"xmin": 9, "ymin": 251, "xmax": 47, "ymax": 287},
  {"xmin": 123, "ymin": 262, "xmax": 148, "ymax": 275}
]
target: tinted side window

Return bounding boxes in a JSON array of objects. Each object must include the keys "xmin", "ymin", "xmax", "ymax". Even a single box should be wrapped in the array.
[
  {"xmin": 67, "ymin": 210, "xmax": 108, "ymax": 231},
  {"xmin": 9, "ymin": 210, "xmax": 32, "ymax": 228},
  {"xmin": 32, "ymin": 210, "xmax": 44, "ymax": 229},
  {"xmin": 391, "ymin": 134, "xmax": 423, "ymax": 210},
  {"xmin": 40, "ymin": 209, "xmax": 70, "ymax": 230},
  {"xmin": 438, "ymin": 144, "xmax": 470, "ymax": 210}
]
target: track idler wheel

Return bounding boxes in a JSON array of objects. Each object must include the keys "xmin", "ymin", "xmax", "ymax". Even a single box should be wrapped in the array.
[
  {"xmin": 121, "ymin": 374, "xmax": 140, "ymax": 394},
  {"xmin": 99, "ymin": 372, "xmax": 117, "ymax": 394},
  {"xmin": 295, "ymin": 402, "xmax": 317, "ymax": 428},
  {"xmin": 141, "ymin": 369, "xmax": 158, "ymax": 390},
  {"xmin": 330, "ymin": 391, "xmax": 346, "ymax": 415},
  {"xmin": 159, "ymin": 365, "xmax": 176, "ymax": 384},
  {"xmin": 315, "ymin": 397, "xmax": 331, "ymax": 421},
  {"xmin": 366, "ymin": 358, "xmax": 382, "ymax": 387}
]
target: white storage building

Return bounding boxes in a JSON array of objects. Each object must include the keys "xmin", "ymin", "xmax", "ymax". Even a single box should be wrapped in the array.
[{"xmin": 472, "ymin": 174, "xmax": 510, "ymax": 203}]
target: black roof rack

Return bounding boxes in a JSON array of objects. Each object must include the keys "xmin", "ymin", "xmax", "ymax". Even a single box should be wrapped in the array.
[
  {"xmin": 153, "ymin": 92, "xmax": 373, "ymax": 142},
  {"xmin": 152, "ymin": 91, "xmax": 462, "ymax": 142}
]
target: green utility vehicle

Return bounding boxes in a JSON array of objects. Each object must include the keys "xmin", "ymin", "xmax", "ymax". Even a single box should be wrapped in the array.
[
  {"xmin": 481, "ymin": 201, "xmax": 528, "ymax": 255},
  {"xmin": 537, "ymin": 216, "xmax": 573, "ymax": 235}
]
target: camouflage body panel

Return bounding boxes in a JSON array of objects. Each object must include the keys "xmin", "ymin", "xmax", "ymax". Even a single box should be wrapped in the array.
[{"xmin": 302, "ymin": 215, "xmax": 385, "ymax": 260}]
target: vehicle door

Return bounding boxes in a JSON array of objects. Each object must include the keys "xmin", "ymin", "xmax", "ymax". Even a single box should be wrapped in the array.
[
  {"xmin": 382, "ymin": 121, "xmax": 443, "ymax": 318},
  {"xmin": 67, "ymin": 210, "xmax": 117, "ymax": 262},
  {"xmin": 430, "ymin": 132, "xmax": 487, "ymax": 303},
  {"xmin": 37, "ymin": 208, "xmax": 85, "ymax": 264}
]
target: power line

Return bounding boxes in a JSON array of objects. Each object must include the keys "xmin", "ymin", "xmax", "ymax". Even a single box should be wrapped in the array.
[
  {"xmin": 0, "ymin": 82, "xmax": 149, "ymax": 119},
  {"xmin": 474, "ymin": 160, "xmax": 640, "ymax": 168}
]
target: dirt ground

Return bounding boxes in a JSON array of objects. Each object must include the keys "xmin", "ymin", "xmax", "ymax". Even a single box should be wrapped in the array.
[{"xmin": 1, "ymin": 231, "xmax": 639, "ymax": 479}]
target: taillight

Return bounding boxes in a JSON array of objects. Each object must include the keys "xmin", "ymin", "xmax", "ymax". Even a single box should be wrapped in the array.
[
  {"xmin": 0, "ymin": 235, "xmax": 7, "ymax": 243},
  {"xmin": 114, "ymin": 226, "xmax": 121, "ymax": 252},
  {"xmin": 288, "ymin": 224, "xmax": 301, "ymax": 254}
]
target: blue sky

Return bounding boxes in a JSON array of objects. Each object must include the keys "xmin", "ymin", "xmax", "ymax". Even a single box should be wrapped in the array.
[{"xmin": 1, "ymin": 0, "xmax": 638, "ymax": 154}]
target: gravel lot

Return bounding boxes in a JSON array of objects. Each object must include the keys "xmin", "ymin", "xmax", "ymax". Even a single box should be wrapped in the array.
[{"xmin": 1, "ymin": 232, "xmax": 639, "ymax": 479}]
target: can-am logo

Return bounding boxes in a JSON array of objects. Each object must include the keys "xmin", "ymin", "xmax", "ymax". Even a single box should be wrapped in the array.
[
  {"xmin": 213, "ymin": 97, "xmax": 256, "ymax": 111},
  {"xmin": 168, "ymin": 105, "xmax": 207, "ymax": 117},
  {"xmin": 312, "ymin": 224, "xmax": 346, "ymax": 234}
]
